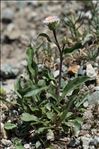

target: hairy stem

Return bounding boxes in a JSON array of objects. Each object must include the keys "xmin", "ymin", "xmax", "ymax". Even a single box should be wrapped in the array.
[{"xmin": 53, "ymin": 29, "xmax": 63, "ymax": 95}]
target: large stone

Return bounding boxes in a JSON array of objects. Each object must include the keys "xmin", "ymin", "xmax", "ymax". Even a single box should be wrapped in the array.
[
  {"xmin": 1, "ymin": 64, "xmax": 19, "ymax": 79},
  {"xmin": 1, "ymin": 8, "xmax": 14, "ymax": 24}
]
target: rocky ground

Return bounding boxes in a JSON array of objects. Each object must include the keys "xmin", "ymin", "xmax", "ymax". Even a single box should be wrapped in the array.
[{"xmin": 0, "ymin": 0, "xmax": 99, "ymax": 149}]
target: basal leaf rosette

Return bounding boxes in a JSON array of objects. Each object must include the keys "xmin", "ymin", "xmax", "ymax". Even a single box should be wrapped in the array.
[{"xmin": 43, "ymin": 16, "xmax": 60, "ymax": 30}]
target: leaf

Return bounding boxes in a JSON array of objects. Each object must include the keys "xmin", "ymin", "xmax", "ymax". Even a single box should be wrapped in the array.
[
  {"xmin": 21, "ymin": 113, "xmax": 38, "ymax": 122},
  {"xmin": 38, "ymin": 33, "xmax": 52, "ymax": 42},
  {"xmin": 60, "ymin": 110, "xmax": 72, "ymax": 123},
  {"xmin": 15, "ymin": 145, "xmax": 24, "ymax": 149},
  {"xmin": 37, "ymin": 127, "xmax": 47, "ymax": 134},
  {"xmin": 61, "ymin": 76, "xmax": 89, "ymax": 99},
  {"xmin": 46, "ymin": 92, "xmax": 57, "ymax": 101},
  {"xmin": 24, "ymin": 86, "xmax": 48, "ymax": 97},
  {"xmin": 14, "ymin": 78, "xmax": 22, "ymax": 98},
  {"xmin": 0, "ymin": 87, "xmax": 6, "ymax": 95},
  {"xmin": 63, "ymin": 42, "xmax": 82, "ymax": 54},
  {"xmin": 46, "ymin": 112, "xmax": 54, "ymax": 120},
  {"xmin": 82, "ymin": 34, "xmax": 93, "ymax": 46},
  {"xmin": 72, "ymin": 118, "xmax": 83, "ymax": 136},
  {"xmin": 66, "ymin": 112, "xmax": 73, "ymax": 119},
  {"xmin": 4, "ymin": 122, "xmax": 17, "ymax": 130},
  {"xmin": 26, "ymin": 46, "xmax": 38, "ymax": 80}
]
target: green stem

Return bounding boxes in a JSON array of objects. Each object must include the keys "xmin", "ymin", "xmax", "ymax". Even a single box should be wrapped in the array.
[{"xmin": 53, "ymin": 29, "xmax": 63, "ymax": 95}]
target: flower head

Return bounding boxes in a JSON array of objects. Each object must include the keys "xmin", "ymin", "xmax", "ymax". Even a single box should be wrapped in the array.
[{"xmin": 43, "ymin": 16, "xmax": 60, "ymax": 30}]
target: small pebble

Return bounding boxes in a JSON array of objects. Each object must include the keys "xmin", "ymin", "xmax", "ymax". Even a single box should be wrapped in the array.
[
  {"xmin": 47, "ymin": 129, "xmax": 54, "ymax": 141},
  {"xmin": 52, "ymin": 70, "xmax": 59, "ymax": 78},
  {"xmin": 24, "ymin": 144, "xmax": 30, "ymax": 149}
]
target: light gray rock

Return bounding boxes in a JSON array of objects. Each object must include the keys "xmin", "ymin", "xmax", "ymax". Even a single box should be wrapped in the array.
[
  {"xmin": 78, "ymin": 66, "xmax": 86, "ymax": 76},
  {"xmin": 87, "ymin": 91, "xmax": 99, "ymax": 105},
  {"xmin": 94, "ymin": 136, "xmax": 99, "ymax": 145},
  {"xmin": 1, "ymin": 139, "xmax": 12, "ymax": 147},
  {"xmin": 81, "ymin": 135, "xmax": 92, "ymax": 149},
  {"xmin": 94, "ymin": 86, "xmax": 99, "ymax": 91},
  {"xmin": 52, "ymin": 70, "xmax": 59, "ymax": 78},
  {"xmin": 47, "ymin": 129, "xmax": 54, "ymax": 141},
  {"xmin": 89, "ymin": 136, "xmax": 99, "ymax": 148},
  {"xmin": 26, "ymin": 1, "xmax": 39, "ymax": 7},
  {"xmin": 85, "ymin": 11, "xmax": 92, "ymax": 19},
  {"xmin": 86, "ymin": 63, "xmax": 97, "ymax": 79},
  {"xmin": 1, "ymin": 123, "xmax": 7, "ymax": 139},
  {"xmin": 24, "ymin": 144, "xmax": 30, "ymax": 149},
  {"xmin": 3, "ymin": 24, "xmax": 21, "ymax": 42},
  {"xmin": 1, "ymin": 64, "xmax": 19, "ymax": 79},
  {"xmin": 2, "ymin": 8, "xmax": 14, "ymax": 23}
]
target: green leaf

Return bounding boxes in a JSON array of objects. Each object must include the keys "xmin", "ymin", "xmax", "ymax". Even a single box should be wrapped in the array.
[
  {"xmin": 66, "ymin": 112, "xmax": 73, "ymax": 119},
  {"xmin": 15, "ymin": 145, "xmax": 24, "ymax": 149},
  {"xmin": 37, "ymin": 127, "xmax": 47, "ymax": 134},
  {"xmin": 46, "ymin": 112, "xmax": 54, "ymax": 120},
  {"xmin": 24, "ymin": 86, "xmax": 48, "ymax": 97},
  {"xmin": 38, "ymin": 33, "xmax": 52, "ymax": 42},
  {"xmin": 21, "ymin": 113, "xmax": 38, "ymax": 122},
  {"xmin": 46, "ymin": 92, "xmax": 57, "ymax": 101},
  {"xmin": 26, "ymin": 46, "xmax": 38, "ymax": 80},
  {"xmin": 0, "ymin": 87, "xmax": 6, "ymax": 95},
  {"xmin": 60, "ymin": 110, "xmax": 73, "ymax": 123},
  {"xmin": 61, "ymin": 76, "xmax": 89, "ymax": 99},
  {"xmin": 82, "ymin": 34, "xmax": 93, "ymax": 46},
  {"xmin": 63, "ymin": 42, "xmax": 82, "ymax": 54},
  {"xmin": 4, "ymin": 122, "xmax": 17, "ymax": 130},
  {"xmin": 72, "ymin": 118, "xmax": 83, "ymax": 136}
]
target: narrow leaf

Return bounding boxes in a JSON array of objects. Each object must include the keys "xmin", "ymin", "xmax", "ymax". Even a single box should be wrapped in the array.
[
  {"xmin": 63, "ymin": 42, "xmax": 82, "ymax": 54},
  {"xmin": 24, "ymin": 86, "xmax": 48, "ymax": 97},
  {"xmin": 59, "ymin": 108, "xmax": 73, "ymax": 123},
  {"xmin": 62, "ymin": 76, "xmax": 89, "ymax": 99},
  {"xmin": 38, "ymin": 33, "xmax": 52, "ymax": 42}
]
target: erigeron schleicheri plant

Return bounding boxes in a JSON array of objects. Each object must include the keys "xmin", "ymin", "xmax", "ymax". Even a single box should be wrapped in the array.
[{"xmin": 4, "ymin": 15, "xmax": 91, "ymax": 148}]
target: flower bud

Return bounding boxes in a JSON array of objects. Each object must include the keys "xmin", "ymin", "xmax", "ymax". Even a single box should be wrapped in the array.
[{"xmin": 43, "ymin": 16, "xmax": 60, "ymax": 30}]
